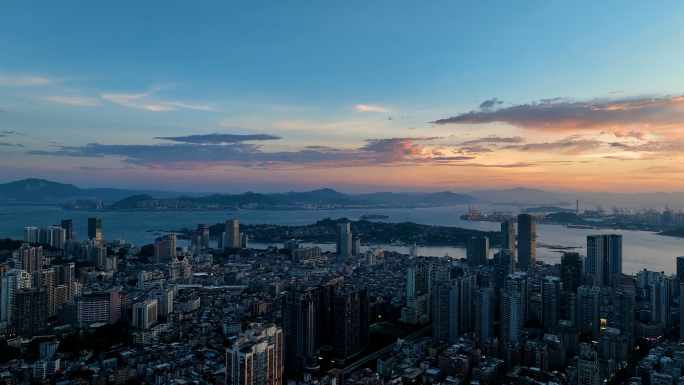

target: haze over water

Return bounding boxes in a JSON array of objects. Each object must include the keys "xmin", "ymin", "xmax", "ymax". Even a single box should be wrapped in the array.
[{"xmin": 1, "ymin": 204, "xmax": 681, "ymax": 275}]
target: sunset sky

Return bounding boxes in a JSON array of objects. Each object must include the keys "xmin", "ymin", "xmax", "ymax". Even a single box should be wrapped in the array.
[{"xmin": 2, "ymin": 2, "xmax": 684, "ymax": 193}]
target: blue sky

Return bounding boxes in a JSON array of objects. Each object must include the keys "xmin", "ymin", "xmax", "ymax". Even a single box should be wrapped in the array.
[{"xmin": 2, "ymin": 2, "xmax": 684, "ymax": 193}]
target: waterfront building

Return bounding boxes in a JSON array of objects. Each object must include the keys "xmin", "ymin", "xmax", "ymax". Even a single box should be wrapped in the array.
[
  {"xmin": 466, "ymin": 236, "xmax": 489, "ymax": 266},
  {"xmin": 153, "ymin": 235, "xmax": 176, "ymax": 263},
  {"xmin": 224, "ymin": 219, "xmax": 240, "ymax": 249},
  {"xmin": 61, "ymin": 219, "xmax": 74, "ymax": 242},
  {"xmin": 336, "ymin": 222, "xmax": 352, "ymax": 258},
  {"xmin": 586, "ymin": 234, "xmax": 622, "ymax": 287},
  {"xmin": 501, "ymin": 219, "xmax": 516, "ymax": 253},
  {"xmin": 517, "ymin": 214, "xmax": 536, "ymax": 269},
  {"xmin": 87, "ymin": 217, "xmax": 102, "ymax": 240},
  {"xmin": 24, "ymin": 227, "xmax": 39, "ymax": 243}
]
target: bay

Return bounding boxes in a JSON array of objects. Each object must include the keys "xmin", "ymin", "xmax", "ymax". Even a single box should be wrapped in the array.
[{"xmin": 0, "ymin": 204, "xmax": 682, "ymax": 275}]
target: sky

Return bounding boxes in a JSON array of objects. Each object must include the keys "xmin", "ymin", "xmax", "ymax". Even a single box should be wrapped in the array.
[{"xmin": 2, "ymin": 2, "xmax": 684, "ymax": 194}]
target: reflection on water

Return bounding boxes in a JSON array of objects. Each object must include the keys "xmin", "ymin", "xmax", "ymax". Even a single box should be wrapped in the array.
[{"xmin": 0, "ymin": 204, "xmax": 682, "ymax": 274}]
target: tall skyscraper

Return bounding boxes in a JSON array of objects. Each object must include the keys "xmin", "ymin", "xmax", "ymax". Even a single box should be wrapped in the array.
[
  {"xmin": 501, "ymin": 290, "xmax": 523, "ymax": 365},
  {"xmin": 501, "ymin": 219, "xmax": 516, "ymax": 252},
  {"xmin": 677, "ymin": 257, "xmax": 684, "ymax": 283},
  {"xmin": 61, "ymin": 219, "xmax": 74, "ymax": 242},
  {"xmin": 475, "ymin": 287, "xmax": 494, "ymax": 351},
  {"xmin": 541, "ymin": 277, "xmax": 562, "ymax": 330},
  {"xmin": 432, "ymin": 280, "xmax": 461, "ymax": 344},
  {"xmin": 197, "ymin": 223, "xmax": 210, "ymax": 249},
  {"xmin": 224, "ymin": 219, "xmax": 240, "ymax": 249},
  {"xmin": 466, "ymin": 236, "xmax": 489, "ymax": 266},
  {"xmin": 406, "ymin": 260, "xmax": 430, "ymax": 299},
  {"xmin": 586, "ymin": 234, "xmax": 622, "ymax": 286},
  {"xmin": 333, "ymin": 286, "xmax": 370, "ymax": 360},
  {"xmin": 560, "ymin": 252, "xmax": 582, "ymax": 293},
  {"xmin": 577, "ymin": 285, "xmax": 600, "ymax": 337},
  {"xmin": 226, "ymin": 323, "xmax": 283, "ymax": 385},
  {"xmin": 24, "ymin": 227, "xmax": 39, "ymax": 243},
  {"xmin": 283, "ymin": 290, "xmax": 317, "ymax": 373},
  {"xmin": 33, "ymin": 268, "xmax": 56, "ymax": 317},
  {"xmin": 336, "ymin": 222, "xmax": 352, "ymax": 257},
  {"xmin": 517, "ymin": 214, "xmax": 536, "ymax": 269},
  {"xmin": 87, "ymin": 217, "xmax": 102, "ymax": 239}
]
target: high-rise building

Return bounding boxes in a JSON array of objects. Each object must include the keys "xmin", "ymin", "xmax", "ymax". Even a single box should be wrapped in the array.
[
  {"xmin": 224, "ymin": 219, "xmax": 240, "ymax": 249},
  {"xmin": 586, "ymin": 234, "xmax": 622, "ymax": 287},
  {"xmin": 197, "ymin": 223, "xmax": 210, "ymax": 249},
  {"xmin": 577, "ymin": 286, "xmax": 600, "ymax": 337},
  {"xmin": 501, "ymin": 219, "xmax": 516, "ymax": 252},
  {"xmin": 15, "ymin": 244, "xmax": 43, "ymax": 273},
  {"xmin": 333, "ymin": 286, "xmax": 370, "ymax": 360},
  {"xmin": 56, "ymin": 263, "xmax": 75, "ymax": 300},
  {"xmin": 225, "ymin": 323, "xmax": 283, "ymax": 385},
  {"xmin": 1, "ymin": 270, "xmax": 32, "ymax": 324},
  {"xmin": 577, "ymin": 343, "xmax": 599, "ymax": 385},
  {"xmin": 475, "ymin": 287, "xmax": 494, "ymax": 351},
  {"xmin": 283, "ymin": 290, "xmax": 317, "ymax": 373},
  {"xmin": 14, "ymin": 288, "xmax": 47, "ymax": 338},
  {"xmin": 517, "ymin": 214, "xmax": 536, "ymax": 269},
  {"xmin": 561, "ymin": 252, "xmax": 582, "ymax": 293},
  {"xmin": 406, "ymin": 260, "xmax": 430, "ymax": 299},
  {"xmin": 153, "ymin": 235, "xmax": 176, "ymax": 263},
  {"xmin": 87, "ymin": 217, "xmax": 102, "ymax": 240},
  {"xmin": 501, "ymin": 290, "xmax": 523, "ymax": 364},
  {"xmin": 680, "ymin": 283, "xmax": 684, "ymax": 342},
  {"xmin": 56, "ymin": 291, "xmax": 125, "ymax": 326},
  {"xmin": 61, "ymin": 219, "xmax": 74, "ymax": 242},
  {"xmin": 150, "ymin": 289, "xmax": 173, "ymax": 317},
  {"xmin": 541, "ymin": 277, "xmax": 562, "ymax": 331},
  {"xmin": 505, "ymin": 272, "xmax": 530, "ymax": 324},
  {"xmin": 32, "ymin": 268, "xmax": 56, "ymax": 317},
  {"xmin": 432, "ymin": 280, "xmax": 460, "ymax": 344},
  {"xmin": 352, "ymin": 236, "xmax": 361, "ymax": 256},
  {"xmin": 46, "ymin": 226, "xmax": 66, "ymax": 249},
  {"xmin": 677, "ymin": 257, "xmax": 684, "ymax": 283},
  {"xmin": 466, "ymin": 236, "xmax": 489, "ymax": 266},
  {"xmin": 336, "ymin": 222, "xmax": 352, "ymax": 258},
  {"xmin": 132, "ymin": 299, "xmax": 158, "ymax": 330},
  {"xmin": 613, "ymin": 286, "xmax": 635, "ymax": 349},
  {"xmin": 24, "ymin": 227, "xmax": 39, "ymax": 243}
]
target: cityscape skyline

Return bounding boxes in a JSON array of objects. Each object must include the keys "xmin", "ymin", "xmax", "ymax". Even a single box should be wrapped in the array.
[{"xmin": 2, "ymin": 2, "xmax": 684, "ymax": 193}]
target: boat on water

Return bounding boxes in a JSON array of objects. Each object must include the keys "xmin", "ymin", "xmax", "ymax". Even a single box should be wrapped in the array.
[
  {"xmin": 566, "ymin": 224, "xmax": 593, "ymax": 229},
  {"xmin": 460, "ymin": 206, "xmax": 486, "ymax": 220},
  {"xmin": 153, "ymin": 213, "xmax": 162, "ymax": 216}
]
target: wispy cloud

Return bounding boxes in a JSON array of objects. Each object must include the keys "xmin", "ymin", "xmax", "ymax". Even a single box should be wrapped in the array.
[
  {"xmin": 40, "ymin": 95, "xmax": 100, "ymax": 106},
  {"xmin": 27, "ymin": 135, "xmax": 463, "ymax": 170},
  {"xmin": 430, "ymin": 95, "xmax": 684, "ymax": 132},
  {"xmin": 154, "ymin": 133, "xmax": 281, "ymax": 144},
  {"xmin": 0, "ymin": 75, "xmax": 51, "ymax": 87},
  {"xmin": 0, "ymin": 142, "xmax": 24, "ymax": 147},
  {"xmin": 353, "ymin": 104, "xmax": 389, "ymax": 113},
  {"xmin": 101, "ymin": 88, "xmax": 211, "ymax": 111}
]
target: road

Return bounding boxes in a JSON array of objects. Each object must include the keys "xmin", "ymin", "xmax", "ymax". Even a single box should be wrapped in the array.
[{"xmin": 343, "ymin": 324, "xmax": 433, "ymax": 374}]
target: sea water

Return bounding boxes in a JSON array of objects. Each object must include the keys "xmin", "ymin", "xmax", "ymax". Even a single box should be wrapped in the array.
[{"xmin": 0, "ymin": 204, "xmax": 682, "ymax": 275}]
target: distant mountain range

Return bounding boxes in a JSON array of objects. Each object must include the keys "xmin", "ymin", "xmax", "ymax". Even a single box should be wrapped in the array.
[{"xmin": 0, "ymin": 178, "xmax": 683, "ymax": 207}]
